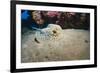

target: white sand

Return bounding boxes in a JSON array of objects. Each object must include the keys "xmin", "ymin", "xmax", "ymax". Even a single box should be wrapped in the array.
[{"xmin": 21, "ymin": 29, "xmax": 90, "ymax": 63}]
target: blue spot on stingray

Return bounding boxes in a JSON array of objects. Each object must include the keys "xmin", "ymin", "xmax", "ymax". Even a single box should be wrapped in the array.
[{"xmin": 21, "ymin": 10, "xmax": 29, "ymax": 20}]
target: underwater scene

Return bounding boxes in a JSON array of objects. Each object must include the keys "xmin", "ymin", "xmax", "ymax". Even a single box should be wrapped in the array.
[{"xmin": 21, "ymin": 10, "xmax": 90, "ymax": 63}]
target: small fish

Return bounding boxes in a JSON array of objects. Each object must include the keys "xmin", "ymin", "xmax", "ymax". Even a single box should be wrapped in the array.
[
  {"xmin": 31, "ymin": 26, "xmax": 44, "ymax": 34},
  {"xmin": 34, "ymin": 38, "xmax": 40, "ymax": 43}
]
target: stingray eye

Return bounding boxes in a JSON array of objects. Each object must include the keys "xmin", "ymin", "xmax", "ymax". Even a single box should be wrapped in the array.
[{"xmin": 52, "ymin": 30, "xmax": 57, "ymax": 34}]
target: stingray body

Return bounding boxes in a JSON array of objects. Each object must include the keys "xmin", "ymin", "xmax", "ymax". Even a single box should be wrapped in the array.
[{"xmin": 34, "ymin": 24, "xmax": 63, "ymax": 43}]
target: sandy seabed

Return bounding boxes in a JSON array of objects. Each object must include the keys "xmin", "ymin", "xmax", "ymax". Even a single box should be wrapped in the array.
[{"xmin": 21, "ymin": 29, "xmax": 90, "ymax": 63}]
